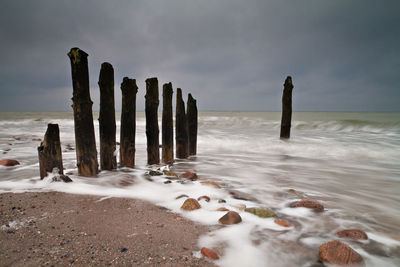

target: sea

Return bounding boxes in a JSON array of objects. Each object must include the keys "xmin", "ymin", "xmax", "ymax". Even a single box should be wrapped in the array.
[{"xmin": 0, "ymin": 111, "xmax": 399, "ymax": 267}]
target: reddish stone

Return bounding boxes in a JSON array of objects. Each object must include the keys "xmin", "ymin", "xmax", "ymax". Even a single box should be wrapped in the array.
[
  {"xmin": 201, "ymin": 247, "xmax": 219, "ymax": 260},
  {"xmin": 181, "ymin": 198, "xmax": 201, "ymax": 211},
  {"xmin": 290, "ymin": 199, "xmax": 324, "ymax": 212},
  {"xmin": 219, "ymin": 211, "xmax": 242, "ymax": 225},
  {"xmin": 0, "ymin": 159, "xmax": 20, "ymax": 166},
  {"xmin": 274, "ymin": 219, "xmax": 292, "ymax": 227},
  {"xmin": 197, "ymin": 196, "xmax": 211, "ymax": 202},
  {"xmin": 336, "ymin": 229, "xmax": 368, "ymax": 240},
  {"xmin": 319, "ymin": 240, "xmax": 365, "ymax": 266},
  {"xmin": 179, "ymin": 171, "xmax": 198, "ymax": 180}
]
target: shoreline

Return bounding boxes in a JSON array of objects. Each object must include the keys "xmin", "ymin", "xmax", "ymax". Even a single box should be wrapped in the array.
[{"xmin": 0, "ymin": 191, "xmax": 216, "ymax": 266}]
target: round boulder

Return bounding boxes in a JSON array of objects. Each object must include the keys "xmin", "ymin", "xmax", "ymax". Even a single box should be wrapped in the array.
[
  {"xmin": 319, "ymin": 240, "xmax": 365, "ymax": 266},
  {"xmin": 0, "ymin": 159, "xmax": 20, "ymax": 166},
  {"xmin": 336, "ymin": 229, "xmax": 368, "ymax": 240},
  {"xmin": 290, "ymin": 199, "xmax": 324, "ymax": 212},
  {"xmin": 219, "ymin": 211, "xmax": 242, "ymax": 225},
  {"xmin": 181, "ymin": 198, "xmax": 201, "ymax": 211}
]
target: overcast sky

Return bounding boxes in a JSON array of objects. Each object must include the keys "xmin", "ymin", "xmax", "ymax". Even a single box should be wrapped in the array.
[{"xmin": 0, "ymin": 0, "xmax": 399, "ymax": 111}]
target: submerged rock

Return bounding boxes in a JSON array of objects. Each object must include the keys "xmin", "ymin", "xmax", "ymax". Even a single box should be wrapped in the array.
[
  {"xmin": 219, "ymin": 211, "xmax": 242, "ymax": 225},
  {"xmin": 290, "ymin": 199, "xmax": 324, "ymax": 212},
  {"xmin": 229, "ymin": 190, "xmax": 258, "ymax": 202},
  {"xmin": 274, "ymin": 218, "xmax": 292, "ymax": 227},
  {"xmin": 197, "ymin": 196, "xmax": 210, "ymax": 202},
  {"xmin": 217, "ymin": 207, "xmax": 230, "ymax": 212},
  {"xmin": 231, "ymin": 204, "xmax": 246, "ymax": 211},
  {"xmin": 319, "ymin": 240, "xmax": 365, "ymax": 266},
  {"xmin": 163, "ymin": 170, "xmax": 178, "ymax": 177},
  {"xmin": 336, "ymin": 229, "xmax": 368, "ymax": 240},
  {"xmin": 245, "ymin": 207, "xmax": 276, "ymax": 218},
  {"xmin": 0, "ymin": 159, "xmax": 20, "ymax": 166},
  {"xmin": 52, "ymin": 175, "xmax": 73, "ymax": 183},
  {"xmin": 175, "ymin": 194, "xmax": 189, "ymax": 199},
  {"xmin": 148, "ymin": 170, "xmax": 163, "ymax": 176},
  {"xmin": 201, "ymin": 247, "xmax": 219, "ymax": 260},
  {"xmin": 181, "ymin": 198, "xmax": 201, "ymax": 211},
  {"xmin": 179, "ymin": 171, "xmax": 198, "ymax": 180},
  {"xmin": 200, "ymin": 180, "xmax": 220, "ymax": 188}
]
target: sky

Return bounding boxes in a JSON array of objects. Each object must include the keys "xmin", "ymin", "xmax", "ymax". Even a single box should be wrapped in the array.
[{"xmin": 0, "ymin": 0, "xmax": 399, "ymax": 112}]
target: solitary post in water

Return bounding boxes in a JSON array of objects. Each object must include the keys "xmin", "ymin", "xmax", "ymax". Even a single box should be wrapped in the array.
[
  {"xmin": 280, "ymin": 76, "xmax": 294, "ymax": 139},
  {"xmin": 67, "ymin": 48, "xmax": 98, "ymax": 176}
]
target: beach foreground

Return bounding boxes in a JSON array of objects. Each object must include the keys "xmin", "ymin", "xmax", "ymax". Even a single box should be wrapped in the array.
[{"xmin": 0, "ymin": 191, "xmax": 216, "ymax": 266}]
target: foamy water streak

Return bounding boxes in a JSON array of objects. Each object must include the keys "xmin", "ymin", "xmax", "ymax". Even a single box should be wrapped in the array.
[{"xmin": 1, "ymin": 111, "xmax": 400, "ymax": 266}]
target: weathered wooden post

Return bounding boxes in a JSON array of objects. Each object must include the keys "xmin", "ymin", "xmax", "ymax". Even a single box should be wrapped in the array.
[
  {"xmin": 38, "ymin": 124, "xmax": 63, "ymax": 179},
  {"xmin": 176, "ymin": 88, "xmax": 188, "ymax": 159},
  {"xmin": 145, "ymin": 77, "xmax": 160, "ymax": 165},
  {"xmin": 67, "ymin": 48, "xmax": 98, "ymax": 176},
  {"xmin": 120, "ymin": 77, "xmax": 138, "ymax": 167},
  {"xmin": 187, "ymin": 93, "xmax": 198, "ymax": 156},
  {"xmin": 280, "ymin": 76, "xmax": 294, "ymax": 139},
  {"xmin": 162, "ymin": 82, "xmax": 174, "ymax": 164},
  {"xmin": 98, "ymin": 62, "xmax": 116, "ymax": 170}
]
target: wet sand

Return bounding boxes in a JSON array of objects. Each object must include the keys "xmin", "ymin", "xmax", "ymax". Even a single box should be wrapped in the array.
[{"xmin": 0, "ymin": 191, "xmax": 216, "ymax": 266}]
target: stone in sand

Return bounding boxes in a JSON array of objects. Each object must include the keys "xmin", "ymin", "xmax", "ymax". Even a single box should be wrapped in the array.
[
  {"xmin": 219, "ymin": 211, "xmax": 242, "ymax": 224},
  {"xmin": 291, "ymin": 199, "xmax": 324, "ymax": 212},
  {"xmin": 245, "ymin": 207, "xmax": 276, "ymax": 218},
  {"xmin": 274, "ymin": 218, "xmax": 292, "ymax": 227},
  {"xmin": 201, "ymin": 247, "xmax": 219, "ymax": 260},
  {"xmin": 319, "ymin": 240, "xmax": 365, "ymax": 266},
  {"xmin": 336, "ymin": 229, "xmax": 368, "ymax": 240},
  {"xmin": 179, "ymin": 171, "xmax": 198, "ymax": 180},
  {"xmin": 0, "ymin": 159, "xmax": 20, "ymax": 166},
  {"xmin": 181, "ymin": 198, "xmax": 201, "ymax": 211}
]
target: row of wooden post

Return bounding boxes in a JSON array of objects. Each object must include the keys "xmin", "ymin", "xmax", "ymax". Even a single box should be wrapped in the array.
[{"xmin": 38, "ymin": 47, "xmax": 198, "ymax": 178}]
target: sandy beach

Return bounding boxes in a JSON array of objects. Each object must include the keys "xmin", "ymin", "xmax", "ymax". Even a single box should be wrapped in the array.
[{"xmin": 0, "ymin": 191, "xmax": 216, "ymax": 266}]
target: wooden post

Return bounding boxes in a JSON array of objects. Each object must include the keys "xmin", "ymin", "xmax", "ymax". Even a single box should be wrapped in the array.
[
  {"xmin": 38, "ymin": 124, "xmax": 63, "ymax": 179},
  {"xmin": 145, "ymin": 77, "xmax": 160, "ymax": 165},
  {"xmin": 176, "ymin": 88, "xmax": 188, "ymax": 159},
  {"xmin": 67, "ymin": 47, "xmax": 98, "ymax": 176},
  {"xmin": 120, "ymin": 77, "xmax": 138, "ymax": 167},
  {"xmin": 280, "ymin": 76, "xmax": 294, "ymax": 139},
  {"xmin": 98, "ymin": 62, "xmax": 117, "ymax": 170},
  {"xmin": 162, "ymin": 82, "xmax": 174, "ymax": 164},
  {"xmin": 187, "ymin": 93, "xmax": 198, "ymax": 156}
]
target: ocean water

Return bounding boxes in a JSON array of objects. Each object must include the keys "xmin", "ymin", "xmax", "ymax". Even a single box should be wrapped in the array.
[{"xmin": 0, "ymin": 111, "xmax": 399, "ymax": 266}]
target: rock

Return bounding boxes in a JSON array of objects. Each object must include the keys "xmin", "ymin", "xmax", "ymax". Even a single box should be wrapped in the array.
[
  {"xmin": 200, "ymin": 180, "xmax": 220, "ymax": 188},
  {"xmin": 0, "ymin": 159, "xmax": 20, "ymax": 166},
  {"xmin": 181, "ymin": 198, "xmax": 201, "ymax": 211},
  {"xmin": 164, "ymin": 180, "xmax": 172, "ymax": 184},
  {"xmin": 290, "ymin": 199, "xmax": 324, "ymax": 212},
  {"xmin": 32, "ymin": 138, "xmax": 42, "ymax": 141},
  {"xmin": 231, "ymin": 204, "xmax": 246, "ymax": 211},
  {"xmin": 163, "ymin": 170, "xmax": 178, "ymax": 177},
  {"xmin": 219, "ymin": 211, "xmax": 242, "ymax": 225},
  {"xmin": 274, "ymin": 218, "xmax": 292, "ymax": 227},
  {"xmin": 197, "ymin": 196, "xmax": 210, "ymax": 202},
  {"xmin": 218, "ymin": 199, "xmax": 226, "ymax": 203},
  {"xmin": 52, "ymin": 175, "xmax": 73, "ymax": 183},
  {"xmin": 336, "ymin": 229, "xmax": 368, "ymax": 240},
  {"xmin": 175, "ymin": 194, "xmax": 189, "ymax": 199},
  {"xmin": 287, "ymin": 189, "xmax": 305, "ymax": 198},
  {"xmin": 229, "ymin": 190, "xmax": 258, "ymax": 202},
  {"xmin": 217, "ymin": 207, "xmax": 230, "ymax": 212},
  {"xmin": 319, "ymin": 240, "xmax": 365, "ymax": 266},
  {"xmin": 120, "ymin": 247, "xmax": 128, "ymax": 252},
  {"xmin": 179, "ymin": 171, "xmax": 198, "ymax": 180},
  {"xmin": 201, "ymin": 247, "xmax": 219, "ymax": 260},
  {"xmin": 149, "ymin": 170, "xmax": 163, "ymax": 176},
  {"xmin": 245, "ymin": 207, "xmax": 276, "ymax": 218}
]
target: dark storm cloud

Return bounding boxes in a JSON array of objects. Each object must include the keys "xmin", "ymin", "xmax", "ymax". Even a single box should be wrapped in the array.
[{"xmin": 0, "ymin": 0, "xmax": 399, "ymax": 111}]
